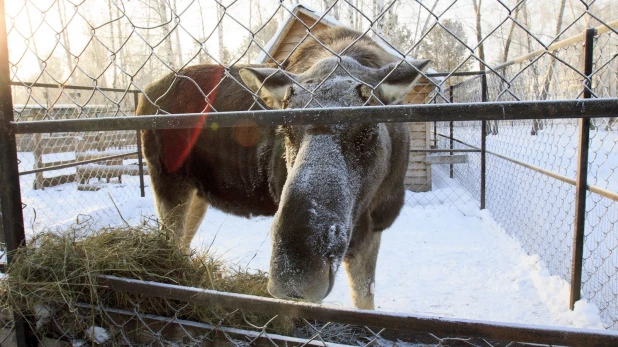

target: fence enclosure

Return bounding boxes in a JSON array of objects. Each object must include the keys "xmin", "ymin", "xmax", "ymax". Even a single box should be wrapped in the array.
[{"xmin": 1, "ymin": 0, "xmax": 618, "ymax": 346}]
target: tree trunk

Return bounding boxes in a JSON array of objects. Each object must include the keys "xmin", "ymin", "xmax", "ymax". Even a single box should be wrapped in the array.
[
  {"xmin": 502, "ymin": 2, "xmax": 522, "ymax": 62},
  {"xmin": 346, "ymin": 0, "xmax": 355, "ymax": 28},
  {"xmin": 471, "ymin": 0, "xmax": 485, "ymax": 71},
  {"xmin": 521, "ymin": 3, "xmax": 543, "ymax": 135},
  {"xmin": 173, "ymin": 0, "xmax": 183, "ymax": 69},
  {"xmin": 108, "ymin": 1, "xmax": 118, "ymax": 88},
  {"xmin": 540, "ymin": 0, "xmax": 567, "ymax": 101},
  {"xmin": 373, "ymin": 0, "xmax": 385, "ymax": 38},
  {"xmin": 412, "ymin": 0, "xmax": 440, "ymax": 56},
  {"xmin": 158, "ymin": 0, "xmax": 176, "ymax": 70},
  {"xmin": 196, "ymin": 0, "xmax": 210, "ymax": 65},
  {"xmin": 57, "ymin": 0, "xmax": 77, "ymax": 99},
  {"xmin": 217, "ymin": 3, "xmax": 227, "ymax": 64},
  {"xmin": 115, "ymin": 5, "xmax": 127, "ymax": 88},
  {"xmin": 25, "ymin": 3, "xmax": 50, "ymax": 106}
]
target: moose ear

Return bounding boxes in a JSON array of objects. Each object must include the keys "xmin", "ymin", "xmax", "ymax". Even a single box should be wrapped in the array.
[
  {"xmin": 375, "ymin": 59, "xmax": 431, "ymax": 104},
  {"xmin": 239, "ymin": 68, "xmax": 298, "ymax": 109}
]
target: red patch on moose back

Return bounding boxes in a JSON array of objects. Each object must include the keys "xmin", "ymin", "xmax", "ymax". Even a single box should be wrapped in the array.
[{"xmin": 162, "ymin": 65, "xmax": 225, "ymax": 173}]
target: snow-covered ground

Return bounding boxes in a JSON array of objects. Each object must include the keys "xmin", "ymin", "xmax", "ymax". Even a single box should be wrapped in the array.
[
  {"xmin": 191, "ymin": 191, "xmax": 604, "ymax": 329},
  {"xmin": 439, "ymin": 122, "xmax": 618, "ymax": 329},
  {"xmin": 10, "ymin": 150, "xmax": 608, "ymax": 331}
]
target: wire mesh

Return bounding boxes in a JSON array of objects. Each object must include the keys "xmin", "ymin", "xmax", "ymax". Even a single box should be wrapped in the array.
[
  {"xmin": 1, "ymin": 0, "xmax": 618, "ymax": 343},
  {"xmin": 13, "ymin": 295, "xmax": 601, "ymax": 347},
  {"xmin": 436, "ymin": 20, "xmax": 618, "ymax": 330}
]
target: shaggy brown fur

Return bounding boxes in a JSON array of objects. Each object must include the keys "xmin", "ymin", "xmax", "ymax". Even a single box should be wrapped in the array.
[
  {"xmin": 139, "ymin": 65, "xmax": 286, "ymax": 218},
  {"xmin": 138, "ymin": 27, "xmax": 428, "ymax": 309},
  {"xmin": 283, "ymin": 27, "xmax": 397, "ymax": 72}
]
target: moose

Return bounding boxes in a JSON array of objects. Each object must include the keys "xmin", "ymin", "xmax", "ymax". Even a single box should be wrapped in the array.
[{"xmin": 137, "ymin": 27, "xmax": 430, "ymax": 309}]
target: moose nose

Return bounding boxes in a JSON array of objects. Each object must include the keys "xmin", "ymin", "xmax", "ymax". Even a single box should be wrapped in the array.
[{"xmin": 267, "ymin": 261, "xmax": 334, "ymax": 303}]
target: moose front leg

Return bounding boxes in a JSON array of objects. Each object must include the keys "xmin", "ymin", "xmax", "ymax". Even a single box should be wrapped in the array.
[{"xmin": 344, "ymin": 225, "xmax": 382, "ymax": 310}]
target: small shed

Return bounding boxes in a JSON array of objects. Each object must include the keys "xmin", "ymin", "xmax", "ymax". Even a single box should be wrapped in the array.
[{"xmin": 255, "ymin": 5, "xmax": 437, "ymax": 192}]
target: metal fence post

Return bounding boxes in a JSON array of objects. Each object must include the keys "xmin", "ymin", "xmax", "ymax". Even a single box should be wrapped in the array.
[
  {"xmin": 134, "ymin": 92, "xmax": 145, "ymax": 198},
  {"xmin": 569, "ymin": 27, "xmax": 596, "ymax": 310},
  {"xmin": 449, "ymin": 85, "xmax": 454, "ymax": 178},
  {"xmin": 0, "ymin": 0, "xmax": 38, "ymax": 344},
  {"xmin": 480, "ymin": 74, "xmax": 488, "ymax": 209}
]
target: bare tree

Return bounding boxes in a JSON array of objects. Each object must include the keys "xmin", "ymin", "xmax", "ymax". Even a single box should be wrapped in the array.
[
  {"xmin": 107, "ymin": 1, "xmax": 119, "ymax": 88},
  {"xmin": 57, "ymin": 0, "xmax": 78, "ymax": 98},
  {"xmin": 471, "ymin": 0, "xmax": 485, "ymax": 71},
  {"xmin": 158, "ymin": 0, "xmax": 176, "ymax": 70},
  {"xmin": 172, "ymin": 0, "xmax": 183, "ymax": 68},
  {"xmin": 412, "ymin": 0, "xmax": 440, "ymax": 56},
  {"xmin": 345, "ymin": 0, "xmax": 355, "ymax": 28},
  {"xmin": 502, "ymin": 2, "xmax": 523, "ymax": 62},
  {"xmin": 373, "ymin": 0, "xmax": 386, "ymax": 37},
  {"xmin": 520, "ymin": 2, "xmax": 544, "ymax": 135},
  {"xmin": 418, "ymin": 19, "xmax": 473, "ymax": 73},
  {"xmin": 323, "ymin": 0, "xmax": 339, "ymax": 20},
  {"xmin": 195, "ymin": 0, "xmax": 212, "ymax": 65},
  {"xmin": 24, "ymin": 3, "xmax": 50, "ymax": 106},
  {"xmin": 539, "ymin": 0, "xmax": 567, "ymax": 101}
]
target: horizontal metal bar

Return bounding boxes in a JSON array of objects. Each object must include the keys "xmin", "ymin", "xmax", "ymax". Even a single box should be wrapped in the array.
[
  {"xmin": 435, "ymin": 133, "xmax": 479, "ymax": 149},
  {"xmin": 426, "ymin": 71, "xmax": 486, "ymax": 77},
  {"xmin": 19, "ymin": 151, "xmax": 138, "ymax": 175},
  {"xmin": 74, "ymin": 303, "xmax": 350, "ymax": 347},
  {"xmin": 12, "ymin": 98, "xmax": 618, "ymax": 134},
  {"xmin": 411, "ymin": 149, "xmax": 480, "ymax": 153},
  {"xmin": 10, "ymin": 81, "xmax": 140, "ymax": 94},
  {"xmin": 493, "ymin": 19, "xmax": 618, "ymax": 71},
  {"xmin": 97, "ymin": 275, "xmax": 618, "ymax": 346},
  {"xmin": 436, "ymin": 133, "xmax": 618, "ymax": 202}
]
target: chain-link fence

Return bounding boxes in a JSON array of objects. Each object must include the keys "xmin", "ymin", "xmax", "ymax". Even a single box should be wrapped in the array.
[
  {"xmin": 4, "ymin": 275, "xmax": 615, "ymax": 347},
  {"xmin": 430, "ymin": 17, "xmax": 618, "ymax": 330},
  {"xmin": 2, "ymin": 0, "xmax": 618, "ymax": 345}
]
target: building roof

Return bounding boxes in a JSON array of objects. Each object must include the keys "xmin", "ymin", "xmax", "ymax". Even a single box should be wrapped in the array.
[{"xmin": 254, "ymin": 4, "xmax": 439, "ymax": 83}]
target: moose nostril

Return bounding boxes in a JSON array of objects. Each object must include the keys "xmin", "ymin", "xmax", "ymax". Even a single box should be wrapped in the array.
[{"xmin": 288, "ymin": 292, "xmax": 303, "ymax": 299}]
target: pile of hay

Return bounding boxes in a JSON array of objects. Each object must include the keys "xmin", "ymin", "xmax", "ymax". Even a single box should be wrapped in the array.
[{"xmin": 0, "ymin": 221, "xmax": 294, "ymax": 343}]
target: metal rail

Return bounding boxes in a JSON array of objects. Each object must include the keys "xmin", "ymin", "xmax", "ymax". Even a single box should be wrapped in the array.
[
  {"xmin": 493, "ymin": 19, "xmax": 618, "ymax": 71},
  {"xmin": 11, "ymin": 98, "xmax": 618, "ymax": 134},
  {"xmin": 480, "ymin": 74, "xmax": 488, "ymax": 209},
  {"xmin": 10, "ymin": 81, "xmax": 141, "ymax": 94},
  {"xmin": 98, "ymin": 275, "xmax": 618, "ymax": 346},
  {"xmin": 451, "ymin": 19, "xmax": 618, "ymax": 89},
  {"xmin": 19, "ymin": 151, "xmax": 138, "ymax": 176},
  {"xmin": 570, "ymin": 28, "xmax": 596, "ymax": 310},
  {"xmin": 435, "ymin": 132, "xmax": 618, "ymax": 203},
  {"xmin": 410, "ymin": 149, "xmax": 480, "ymax": 153},
  {"xmin": 0, "ymin": 0, "xmax": 38, "ymax": 344}
]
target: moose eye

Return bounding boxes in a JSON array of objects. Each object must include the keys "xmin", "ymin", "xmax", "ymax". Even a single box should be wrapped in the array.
[
  {"xmin": 281, "ymin": 86, "xmax": 295, "ymax": 108},
  {"xmin": 356, "ymin": 84, "xmax": 375, "ymax": 105}
]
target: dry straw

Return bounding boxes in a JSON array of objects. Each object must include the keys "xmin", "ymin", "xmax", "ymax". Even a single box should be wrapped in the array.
[{"xmin": 0, "ymin": 220, "xmax": 294, "ymax": 343}]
